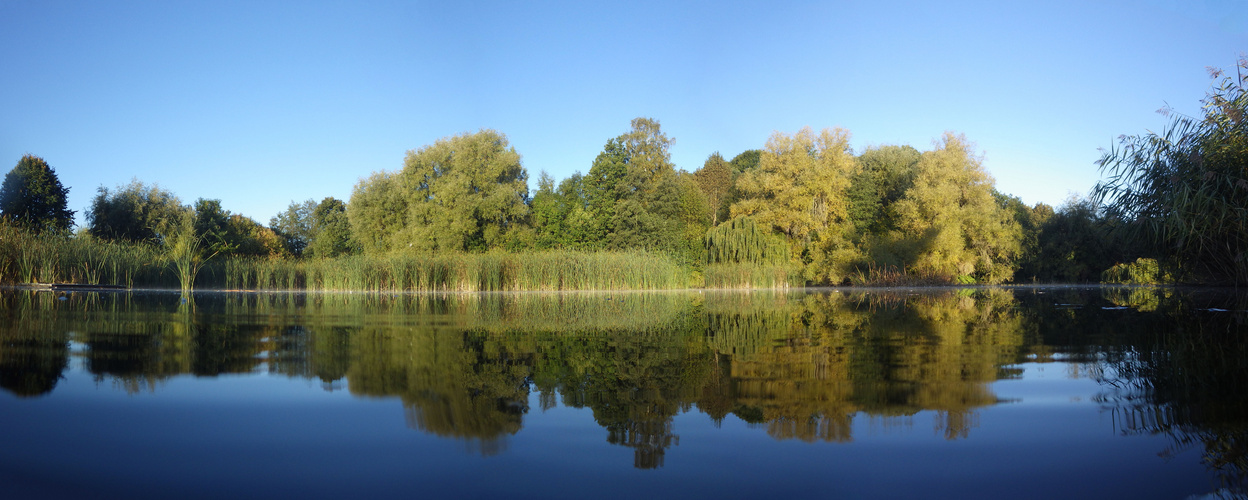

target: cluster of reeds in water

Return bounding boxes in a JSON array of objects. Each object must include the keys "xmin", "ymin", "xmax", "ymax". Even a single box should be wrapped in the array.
[
  {"xmin": 0, "ymin": 225, "xmax": 701, "ymax": 291},
  {"xmin": 200, "ymin": 251, "xmax": 692, "ymax": 291},
  {"xmin": 0, "ymin": 225, "xmax": 175, "ymax": 287}
]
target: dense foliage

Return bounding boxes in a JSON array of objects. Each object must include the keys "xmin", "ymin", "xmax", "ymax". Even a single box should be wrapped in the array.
[
  {"xmin": 0, "ymin": 155, "xmax": 74, "ymax": 233},
  {"xmin": 1094, "ymin": 58, "xmax": 1248, "ymax": 284}
]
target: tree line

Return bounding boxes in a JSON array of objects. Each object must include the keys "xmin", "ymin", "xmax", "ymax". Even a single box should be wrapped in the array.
[{"xmin": 3, "ymin": 59, "xmax": 1246, "ymax": 286}]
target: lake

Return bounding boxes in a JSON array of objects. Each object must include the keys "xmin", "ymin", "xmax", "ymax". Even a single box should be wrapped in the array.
[{"xmin": 1, "ymin": 287, "xmax": 1245, "ymax": 499}]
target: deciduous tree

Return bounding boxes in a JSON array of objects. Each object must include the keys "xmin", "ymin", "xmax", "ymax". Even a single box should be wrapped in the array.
[
  {"xmin": 892, "ymin": 133, "xmax": 1021, "ymax": 283},
  {"xmin": 88, "ymin": 180, "xmax": 186, "ymax": 243},
  {"xmin": 0, "ymin": 154, "xmax": 74, "ymax": 233}
]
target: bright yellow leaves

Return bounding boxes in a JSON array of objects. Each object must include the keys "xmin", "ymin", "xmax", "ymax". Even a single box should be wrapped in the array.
[{"xmin": 731, "ymin": 127, "xmax": 859, "ymax": 241}]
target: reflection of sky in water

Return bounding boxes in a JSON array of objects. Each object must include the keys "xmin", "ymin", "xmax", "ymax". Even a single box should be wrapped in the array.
[{"xmin": 0, "ymin": 288, "xmax": 1243, "ymax": 499}]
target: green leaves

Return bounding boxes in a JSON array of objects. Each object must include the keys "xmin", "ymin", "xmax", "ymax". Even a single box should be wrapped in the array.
[
  {"xmin": 1093, "ymin": 58, "xmax": 1248, "ymax": 284},
  {"xmin": 0, "ymin": 155, "xmax": 74, "ymax": 233},
  {"xmin": 348, "ymin": 129, "xmax": 529, "ymax": 254}
]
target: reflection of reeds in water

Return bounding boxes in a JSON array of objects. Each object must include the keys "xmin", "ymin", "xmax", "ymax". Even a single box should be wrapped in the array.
[{"xmin": 1089, "ymin": 288, "xmax": 1248, "ymax": 491}]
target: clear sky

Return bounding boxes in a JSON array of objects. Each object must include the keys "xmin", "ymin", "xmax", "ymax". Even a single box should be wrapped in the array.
[{"xmin": 2, "ymin": 0, "xmax": 1245, "ymax": 227}]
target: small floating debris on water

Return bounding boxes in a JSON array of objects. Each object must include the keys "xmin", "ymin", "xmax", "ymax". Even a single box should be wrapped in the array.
[
  {"xmin": 1204, "ymin": 308, "xmax": 1229, "ymax": 312},
  {"xmin": 1101, "ymin": 306, "xmax": 1129, "ymax": 310}
]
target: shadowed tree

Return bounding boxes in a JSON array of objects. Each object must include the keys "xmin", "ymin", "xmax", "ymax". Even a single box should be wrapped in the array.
[
  {"xmin": 88, "ymin": 180, "xmax": 186, "ymax": 243},
  {"xmin": 0, "ymin": 154, "xmax": 74, "ymax": 233}
]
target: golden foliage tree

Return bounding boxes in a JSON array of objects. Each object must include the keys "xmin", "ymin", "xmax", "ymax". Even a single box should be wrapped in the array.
[
  {"xmin": 730, "ymin": 127, "xmax": 860, "ymax": 283},
  {"xmin": 891, "ymin": 133, "xmax": 1021, "ymax": 283}
]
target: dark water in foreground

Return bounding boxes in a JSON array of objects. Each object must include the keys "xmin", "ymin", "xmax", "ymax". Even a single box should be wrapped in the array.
[{"xmin": 1, "ymin": 287, "xmax": 1246, "ymax": 499}]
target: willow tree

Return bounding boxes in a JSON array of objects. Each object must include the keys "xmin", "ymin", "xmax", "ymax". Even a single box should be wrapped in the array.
[
  {"xmin": 1093, "ymin": 59, "xmax": 1248, "ymax": 284},
  {"xmin": 730, "ymin": 127, "xmax": 860, "ymax": 283},
  {"xmin": 397, "ymin": 130, "xmax": 529, "ymax": 252},
  {"xmin": 891, "ymin": 133, "xmax": 1021, "ymax": 283}
]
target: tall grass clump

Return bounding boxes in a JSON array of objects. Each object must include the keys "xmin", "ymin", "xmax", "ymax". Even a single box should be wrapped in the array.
[
  {"xmin": 205, "ymin": 249, "xmax": 690, "ymax": 292},
  {"xmin": 1093, "ymin": 58, "xmax": 1248, "ymax": 284},
  {"xmin": 0, "ymin": 224, "xmax": 174, "ymax": 287},
  {"xmin": 847, "ymin": 264, "xmax": 953, "ymax": 287}
]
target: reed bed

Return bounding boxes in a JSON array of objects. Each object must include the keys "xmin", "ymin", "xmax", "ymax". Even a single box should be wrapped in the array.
[
  {"xmin": 0, "ymin": 224, "xmax": 806, "ymax": 291},
  {"xmin": 199, "ymin": 250, "xmax": 692, "ymax": 291},
  {"xmin": 0, "ymin": 225, "xmax": 175, "ymax": 287}
]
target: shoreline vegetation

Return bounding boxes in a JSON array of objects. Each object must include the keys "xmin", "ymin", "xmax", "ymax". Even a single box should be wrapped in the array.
[
  {"xmin": 3, "ymin": 61, "xmax": 1244, "ymax": 290},
  {"xmin": 0, "ymin": 221, "xmax": 1168, "ymax": 291}
]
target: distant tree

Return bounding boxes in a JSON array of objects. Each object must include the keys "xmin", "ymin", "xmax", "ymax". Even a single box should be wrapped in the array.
[
  {"xmin": 1032, "ymin": 196, "xmax": 1115, "ymax": 283},
  {"xmin": 226, "ymin": 214, "xmax": 286, "ymax": 258},
  {"xmin": 693, "ymin": 153, "xmax": 732, "ymax": 226},
  {"xmin": 0, "ymin": 154, "xmax": 74, "ymax": 233},
  {"xmin": 728, "ymin": 149, "xmax": 762, "ymax": 175},
  {"xmin": 347, "ymin": 171, "xmax": 408, "ymax": 254},
  {"xmin": 891, "ymin": 133, "xmax": 1022, "ymax": 283},
  {"xmin": 848, "ymin": 145, "xmax": 921, "ymax": 234},
  {"xmin": 274, "ymin": 197, "xmax": 357, "ymax": 258},
  {"xmin": 88, "ymin": 180, "xmax": 186, "ymax": 243},
  {"xmin": 194, "ymin": 198, "xmax": 235, "ymax": 256},
  {"xmin": 1093, "ymin": 58, "xmax": 1248, "ymax": 284},
  {"xmin": 716, "ymin": 149, "xmax": 763, "ymax": 222},
  {"xmin": 271, "ymin": 199, "xmax": 317, "ymax": 256},
  {"xmin": 189, "ymin": 198, "xmax": 288, "ymax": 259},
  {"xmin": 396, "ymin": 129, "xmax": 529, "ymax": 252},
  {"xmin": 307, "ymin": 197, "xmax": 354, "ymax": 258},
  {"xmin": 998, "ymin": 195, "xmax": 1054, "ymax": 282},
  {"xmin": 581, "ymin": 117, "xmax": 705, "ymax": 259}
]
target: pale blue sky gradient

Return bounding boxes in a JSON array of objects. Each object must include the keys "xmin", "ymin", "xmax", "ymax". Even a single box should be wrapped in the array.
[{"xmin": 2, "ymin": 0, "xmax": 1245, "ymax": 226}]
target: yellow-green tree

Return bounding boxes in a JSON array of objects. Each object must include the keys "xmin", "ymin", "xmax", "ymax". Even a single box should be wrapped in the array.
[
  {"xmin": 730, "ymin": 127, "xmax": 860, "ymax": 283},
  {"xmin": 891, "ymin": 133, "xmax": 1021, "ymax": 283},
  {"xmin": 348, "ymin": 130, "xmax": 529, "ymax": 254},
  {"xmin": 693, "ymin": 153, "xmax": 733, "ymax": 226},
  {"xmin": 399, "ymin": 130, "xmax": 529, "ymax": 252},
  {"xmin": 347, "ymin": 171, "xmax": 408, "ymax": 254}
]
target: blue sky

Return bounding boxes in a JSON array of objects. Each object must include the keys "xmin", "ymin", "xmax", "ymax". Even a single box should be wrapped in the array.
[{"xmin": 2, "ymin": 0, "xmax": 1245, "ymax": 227}]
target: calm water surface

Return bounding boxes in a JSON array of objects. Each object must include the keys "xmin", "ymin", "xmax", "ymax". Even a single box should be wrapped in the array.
[{"xmin": 1, "ymin": 287, "xmax": 1245, "ymax": 499}]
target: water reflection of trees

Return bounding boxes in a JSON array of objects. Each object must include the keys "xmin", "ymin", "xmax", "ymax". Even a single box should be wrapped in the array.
[{"xmin": 3, "ymin": 287, "xmax": 1245, "ymax": 478}]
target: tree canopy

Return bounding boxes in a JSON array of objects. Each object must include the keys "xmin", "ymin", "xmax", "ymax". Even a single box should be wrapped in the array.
[
  {"xmin": 348, "ymin": 129, "xmax": 529, "ymax": 254},
  {"xmin": 0, "ymin": 154, "xmax": 74, "ymax": 233},
  {"xmin": 88, "ymin": 180, "xmax": 187, "ymax": 243},
  {"xmin": 891, "ymin": 133, "xmax": 1021, "ymax": 283}
]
